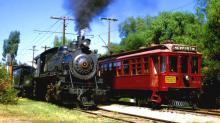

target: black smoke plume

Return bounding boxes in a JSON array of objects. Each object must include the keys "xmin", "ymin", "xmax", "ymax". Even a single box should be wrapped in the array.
[{"xmin": 66, "ymin": 0, "xmax": 113, "ymax": 31}]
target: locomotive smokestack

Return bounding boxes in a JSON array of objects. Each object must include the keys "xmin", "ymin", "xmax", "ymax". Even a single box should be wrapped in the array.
[
  {"xmin": 80, "ymin": 29, "xmax": 85, "ymax": 40},
  {"xmin": 77, "ymin": 29, "xmax": 85, "ymax": 41},
  {"xmin": 77, "ymin": 29, "xmax": 86, "ymax": 46},
  {"xmin": 66, "ymin": 0, "xmax": 113, "ymax": 31}
]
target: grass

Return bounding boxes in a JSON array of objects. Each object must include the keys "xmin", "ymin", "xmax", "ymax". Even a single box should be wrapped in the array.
[
  {"xmin": 0, "ymin": 98, "xmax": 116, "ymax": 123},
  {"xmin": 119, "ymin": 98, "xmax": 133, "ymax": 103}
]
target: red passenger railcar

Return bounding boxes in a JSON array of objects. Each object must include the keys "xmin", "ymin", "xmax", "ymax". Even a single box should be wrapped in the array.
[{"xmin": 98, "ymin": 42, "xmax": 202, "ymax": 107}]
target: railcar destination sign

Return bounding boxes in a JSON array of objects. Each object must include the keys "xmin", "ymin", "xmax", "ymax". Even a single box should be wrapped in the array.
[{"xmin": 172, "ymin": 45, "xmax": 197, "ymax": 52}]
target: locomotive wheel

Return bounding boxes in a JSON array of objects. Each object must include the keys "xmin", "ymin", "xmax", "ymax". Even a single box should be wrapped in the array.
[
  {"xmin": 32, "ymin": 80, "xmax": 37, "ymax": 99},
  {"xmin": 32, "ymin": 80, "xmax": 47, "ymax": 100},
  {"xmin": 45, "ymin": 83, "xmax": 56, "ymax": 102}
]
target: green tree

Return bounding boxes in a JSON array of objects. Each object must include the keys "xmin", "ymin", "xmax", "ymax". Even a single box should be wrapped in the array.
[
  {"xmin": 110, "ymin": 43, "xmax": 125, "ymax": 54},
  {"xmin": 204, "ymin": 0, "xmax": 220, "ymax": 60},
  {"xmin": 2, "ymin": 31, "xmax": 20, "ymax": 63},
  {"xmin": 199, "ymin": 0, "xmax": 220, "ymax": 106},
  {"xmin": 53, "ymin": 36, "xmax": 72, "ymax": 47},
  {"xmin": 116, "ymin": 16, "xmax": 156, "ymax": 52},
  {"xmin": 115, "ymin": 12, "xmax": 204, "ymax": 53},
  {"xmin": 53, "ymin": 36, "xmax": 62, "ymax": 47}
]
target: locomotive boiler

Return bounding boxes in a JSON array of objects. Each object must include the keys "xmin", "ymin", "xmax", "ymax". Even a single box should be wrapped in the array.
[{"xmin": 32, "ymin": 34, "xmax": 105, "ymax": 107}]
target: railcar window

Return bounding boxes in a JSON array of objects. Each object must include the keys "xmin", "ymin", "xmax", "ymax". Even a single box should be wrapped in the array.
[
  {"xmin": 131, "ymin": 58, "xmax": 141, "ymax": 75},
  {"xmin": 181, "ymin": 56, "xmax": 188, "ymax": 73},
  {"xmin": 101, "ymin": 64, "xmax": 104, "ymax": 71},
  {"xmin": 137, "ymin": 59, "xmax": 141, "ymax": 74},
  {"xmin": 36, "ymin": 58, "xmax": 41, "ymax": 76},
  {"xmin": 104, "ymin": 64, "xmax": 108, "ymax": 71},
  {"xmin": 116, "ymin": 61, "xmax": 122, "ymax": 76},
  {"xmin": 144, "ymin": 57, "xmax": 149, "ymax": 73},
  {"xmin": 191, "ymin": 56, "xmax": 198, "ymax": 74},
  {"xmin": 109, "ymin": 63, "xmax": 112, "ymax": 71},
  {"xmin": 152, "ymin": 55, "xmax": 159, "ymax": 74},
  {"xmin": 169, "ymin": 56, "xmax": 177, "ymax": 72},
  {"xmin": 123, "ymin": 60, "xmax": 129, "ymax": 75},
  {"xmin": 132, "ymin": 64, "xmax": 136, "ymax": 75},
  {"xmin": 160, "ymin": 56, "xmax": 166, "ymax": 73}
]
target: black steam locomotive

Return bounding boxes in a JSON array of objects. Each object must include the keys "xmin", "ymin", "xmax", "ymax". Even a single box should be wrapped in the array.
[{"xmin": 27, "ymin": 35, "xmax": 106, "ymax": 107}]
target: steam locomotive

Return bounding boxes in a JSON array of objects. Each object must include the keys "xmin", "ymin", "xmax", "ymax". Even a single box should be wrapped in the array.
[{"xmin": 13, "ymin": 35, "xmax": 106, "ymax": 107}]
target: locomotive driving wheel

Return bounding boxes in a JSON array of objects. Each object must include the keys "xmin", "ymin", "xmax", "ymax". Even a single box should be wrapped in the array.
[
  {"xmin": 32, "ymin": 80, "xmax": 37, "ymax": 99},
  {"xmin": 45, "ymin": 83, "xmax": 56, "ymax": 102}
]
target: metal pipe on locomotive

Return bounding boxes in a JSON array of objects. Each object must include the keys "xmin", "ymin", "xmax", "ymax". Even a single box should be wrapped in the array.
[{"xmin": 31, "ymin": 31, "xmax": 106, "ymax": 107}]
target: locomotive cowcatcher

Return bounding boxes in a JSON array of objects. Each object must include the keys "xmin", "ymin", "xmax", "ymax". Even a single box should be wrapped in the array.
[
  {"xmin": 32, "ymin": 34, "xmax": 106, "ymax": 107},
  {"xmin": 98, "ymin": 41, "xmax": 202, "ymax": 108}
]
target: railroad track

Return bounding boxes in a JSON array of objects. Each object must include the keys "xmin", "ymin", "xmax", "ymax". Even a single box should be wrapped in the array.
[
  {"xmin": 114, "ymin": 101, "xmax": 220, "ymax": 117},
  {"xmin": 167, "ymin": 107, "xmax": 220, "ymax": 117},
  {"xmin": 73, "ymin": 108, "xmax": 171, "ymax": 123},
  {"xmin": 97, "ymin": 104, "xmax": 220, "ymax": 123}
]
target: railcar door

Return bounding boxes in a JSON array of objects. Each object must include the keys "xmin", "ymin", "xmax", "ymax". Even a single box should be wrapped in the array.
[
  {"xmin": 179, "ymin": 55, "xmax": 190, "ymax": 87},
  {"xmin": 166, "ymin": 55, "xmax": 179, "ymax": 87},
  {"xmin": 150, "ymin": 55, "xmax": 159, "ymax": 88},
  {"xmin": 179, "ymin": 55, "xmax": 201, "ymax": 88},
  {"xmin": 189, "ymin": 55, "xmax": 201, "ymax": 88}
]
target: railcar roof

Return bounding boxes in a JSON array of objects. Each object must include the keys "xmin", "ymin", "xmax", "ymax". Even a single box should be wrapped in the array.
[
  {"xmin": 34, "ymin": 47, "xmax": 58, "ymax": 60},
  {"xmin": 116, "ymin": 49, "xmax": 170, "ymax": 59},
  {"xmin": 13, "ymin": 65, "xmax": 34, "ymax": 71},
  {"xmin": 99, "ymin": 43, "xmax": 201, "ymax": 61}
]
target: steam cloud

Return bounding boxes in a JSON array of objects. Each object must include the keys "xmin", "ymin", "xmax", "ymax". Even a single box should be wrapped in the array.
[{"xmin": 66, "ymin": 0, "xmax": 113, "ymax": 31}]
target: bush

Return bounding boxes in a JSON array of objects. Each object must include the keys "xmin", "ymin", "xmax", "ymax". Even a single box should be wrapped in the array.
[
  {"xmin": 200, "ymin": 60, "xmax": 220, "ymax": 107},
  {"xmin": 0, "ymin": 64, "xmax": 18, "ymax": 104}
]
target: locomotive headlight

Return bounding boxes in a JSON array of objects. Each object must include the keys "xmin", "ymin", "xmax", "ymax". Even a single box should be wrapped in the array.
[
  {"xmin": 24, "ymin": 80, "xmax": 31, "ymax": 86},
  {"xmin": 185, "ymin": 75, "xmax": 189, "ymax": 81}
]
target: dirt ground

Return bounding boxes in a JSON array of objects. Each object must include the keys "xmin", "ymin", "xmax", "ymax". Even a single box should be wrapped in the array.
[
  {"xmin": 0, "ymin": 115, "xmax": 31, "ymax": 123},
  {"xmin": 0, "ymin": 113, "xmax": 50, "ymax": 123}
]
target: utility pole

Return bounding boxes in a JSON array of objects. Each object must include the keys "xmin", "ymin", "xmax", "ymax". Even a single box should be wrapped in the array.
[
  {"xmin": 41, "ymin": 45, "xmax": 50, "ymax": 51},
  {"xmin": 28, "ymin": 45, "xmax": 38, "ymax": 67},
  {"xmin": 101, "ymin": 17, "xmax": 118, "ymax": 54},
  {"xmin": 51, "ymin": 16, "xmax": 74, "ymax": 46}
]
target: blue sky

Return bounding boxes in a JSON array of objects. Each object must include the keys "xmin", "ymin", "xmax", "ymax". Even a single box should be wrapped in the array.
[{"xmin": 0, "ymin": 0, "xmax": 196, "ymax": 65}]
